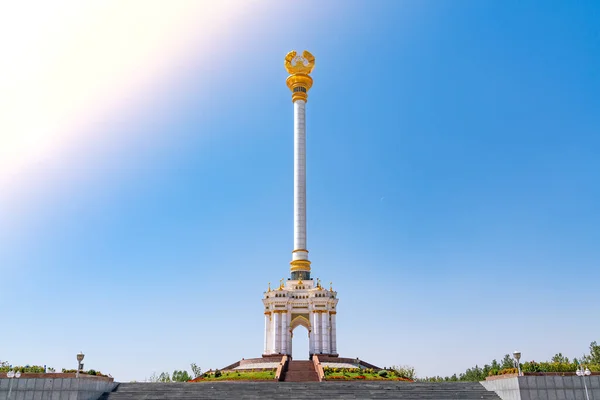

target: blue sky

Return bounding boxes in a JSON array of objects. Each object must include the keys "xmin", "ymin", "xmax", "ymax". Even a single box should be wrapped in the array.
[{"xmin": 1, "ymin": 0, "xmax": 599, "ymax": 380}]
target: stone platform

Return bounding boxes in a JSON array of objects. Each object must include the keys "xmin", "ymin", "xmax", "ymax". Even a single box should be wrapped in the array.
[
  {"xmin": 0, "ymin": 374, "xmax": 116, "ymax": 400},
  {"xmin": 99, "ymin": 381, "xmax": 501, "ymax": 400}
]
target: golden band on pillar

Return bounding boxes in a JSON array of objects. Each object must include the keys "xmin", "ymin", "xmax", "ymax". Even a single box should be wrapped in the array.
[{"xmin": 290, "ymin": 259, "xmax": 311, "ymax": 272}]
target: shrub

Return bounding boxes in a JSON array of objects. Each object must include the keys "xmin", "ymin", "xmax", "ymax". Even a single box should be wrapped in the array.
[
  {"xmin": 522, "ymin": 362, "xmax": 542, "ymax": 373},
  {"xmin": 543, "ymin": 362, "xmax": 577, "ymax": 373},
  {"xmin": 214, "ymin": 369, "xmax": 221, "ymax": 378},
  {"xmin": 521, "ymin": 361, "xmax": 579, "ymax": 373},
  {"xmin": 498, "ymin": 368, "xmax": 518, "ymax": 375},
  {"xmin": 60, "ymin": 368, "xmax": 107, "ymax": 377},
  {"xmin": 391, "ymin": 365, "xmax": 416, "ymax": 381},
  {"xmin": 2, "ymin": 365, "xmax": 46, "ymax": 374},
  {"xmin": 378, "ymin": 370, "xmax": 388, "ymax": 378}
]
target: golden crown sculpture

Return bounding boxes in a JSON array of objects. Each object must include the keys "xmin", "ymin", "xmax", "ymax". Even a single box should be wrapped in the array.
[
  {"xmin": 285, "ymin": 50, "xmax": 315, "ymax": 103},
  {"xmin": 284, "ymin": 50, "xmax": 315, "ymax": 75}
]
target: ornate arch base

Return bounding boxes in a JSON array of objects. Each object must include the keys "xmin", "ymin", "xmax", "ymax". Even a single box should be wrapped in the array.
[{"xmin": 262, "ymin": 279, "xmax": 338, "ymax": 358}]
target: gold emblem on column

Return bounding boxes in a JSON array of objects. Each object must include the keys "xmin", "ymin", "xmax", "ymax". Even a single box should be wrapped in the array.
[
  {"xmin": 285, "ymin": 50, "xmax": 315, "ymax": 103},
  {"xmin": 285, "ymin": 51, "xmax": 315, "ymax": 74}
]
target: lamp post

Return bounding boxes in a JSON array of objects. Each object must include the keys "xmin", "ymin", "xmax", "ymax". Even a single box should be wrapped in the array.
[
  {"xmin": 513, "ymin": 351, "xmax": 522, "ymax": 376},
  {"xmin": 6, "ymin": 370, "xmax": 22, "ymax": 400},
  {"xmin": 76, "ymin": 352, "xmax": 85, "ymax": 378},
  {"xmin": 576, "ymin": 363, "xmax": 591, "ymax": 400}
]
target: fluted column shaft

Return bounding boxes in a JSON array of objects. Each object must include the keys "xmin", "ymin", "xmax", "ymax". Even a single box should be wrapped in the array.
[
  {"xmin": 273, "ymin": 312, "xmax": 281, "ymax": 353},
  {"xmin": 331, "ymin": 313, "xmax": 337, "ymax": 354},
  {"xmin": 312, "ymin": 311, "xmax": 321, "ymax": 354},
  {"xmin": 309, "ymin": 326, "xmax": 315, "ymax": 355},
  {"xmin": 264, "ymin": 314, "xmax": 270, "ymax": 354},
  {"xmin": 292, "ymin": 100, "xmax": 309, "ymax": 263},
  {"xmin": 281, "ymin": 312, "xmax": 288, "ymax": 354},
  {"xmin": 322, "ymin": 312, "xmax": 330, "ymax": 354}
]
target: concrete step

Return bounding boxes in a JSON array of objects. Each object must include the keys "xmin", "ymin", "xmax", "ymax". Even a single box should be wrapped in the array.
[
  {"xmin": 283, "ymin": 371, "xmax": 319, "ymax": 382},
  {"xmin": 99, "ymin": 381, "xmax": 501, "ymax": 399},
  {"xmin": 283, "ymin": 360, "xmax": 319, "ymax": 382}
]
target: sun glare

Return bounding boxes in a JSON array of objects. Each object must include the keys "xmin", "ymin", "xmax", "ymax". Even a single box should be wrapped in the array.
[{"xmin": 0, "ymin": 0, "xmax": 253, "ymax": 194}]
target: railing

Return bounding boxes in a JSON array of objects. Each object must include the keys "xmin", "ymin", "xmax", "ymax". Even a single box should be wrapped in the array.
[
  {"xmin": 275, "ymin": 355, "xmax": 289, "ymax": 381},
  {"xmin": 312, "ymin": 355, "xmax": 325, "ymax": 382}
]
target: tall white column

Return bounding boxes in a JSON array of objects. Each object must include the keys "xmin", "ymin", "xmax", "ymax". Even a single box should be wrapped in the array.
[
  {"xmin": 292, "ymin": 100, "xmax": 309, "ymax": 263},
  {"xmin": 331, "ymin": 313, "xmax": 337, "ymax": 354},
  {"xmin": 273, "ymin": 312, "xmax": 281, "ymax": 353},
  {"xmin": 264, "ymin": 314, "xmax": 270, "ymax": 354},
  {"xmin": 309, "ymin": 327, "xmax": 315, "ymax": 355},
  {"xmin": 322, "ymin": 312, "xmax": 330, "ymax": 354},
  {"xmin": 312, "ymin": 312, "xmax": 321, "ymax": 354},
  {"xmin": 289, "ymin": 323, "xmax": 293, "ymax": 356},
  {"xmin": 281, "ymin": 312, "xmax": 288, "ymax": 354}
]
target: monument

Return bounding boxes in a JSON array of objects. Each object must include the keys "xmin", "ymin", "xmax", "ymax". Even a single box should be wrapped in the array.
[{"xmin": 261, "ymin": 50, "xmax": 339, "ymax": 358}]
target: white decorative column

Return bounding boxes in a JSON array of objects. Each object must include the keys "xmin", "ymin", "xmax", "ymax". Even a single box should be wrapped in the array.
[
  {"xmin": 286, "ymin": 50, "xmax": 314, "ymax": 280},
  {"xmin": 264, "ymin": 313, "xmax": 270, "ymax": 354},
  {"xmin": 273, "ymin": 312, "xmax": 281, "ymax": 354},
  {"xmin": 293, "ymin": 99, "xmax": 307, "ymax": 256},
  {"xmin": 331, "ymin": 313, "xmax": 337, "ymax": 354},
  {"xmin": 322, "ymin": 312, "xmax": 330, "ymax": 354},
  {"xmin": 289, "ymin": 317, "xmax": 293, "ymax": 356},
  {"xmin": 312, "ymin": 311, "xmax": 321, "ymax": 354},
  {"xmin": 288, "ymin": 328, "xmax": 293, "ymax": 357},
  {"xmin": 309, "ymin": 327, "xmax": 315, "ymax": 355},
  {"xmin": 281, "ymin": 312, "xmax": 288, "ymax": 354}
]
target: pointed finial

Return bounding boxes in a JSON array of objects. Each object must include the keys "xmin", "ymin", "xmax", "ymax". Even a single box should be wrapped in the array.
[
  {"xmin": 268, "ymin": 282, "xmax": 271, "ymax": 292},
  {"xmin": 329, "ymin": 281, "xmax": 333, "ymax": 291}
]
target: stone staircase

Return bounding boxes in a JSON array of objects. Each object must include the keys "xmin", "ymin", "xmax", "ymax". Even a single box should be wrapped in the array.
[
  {"xmin": 99, "ymin": 381, "xmax": 501, "ymax": 399},
  {"xmin": 282, "ymin": 360, "xmax": 319, "ymax": 382}
]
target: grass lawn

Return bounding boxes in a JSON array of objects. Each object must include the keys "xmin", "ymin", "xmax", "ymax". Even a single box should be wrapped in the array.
[{"xmin": 193, "ymin": 370, "xmax": 276, "ymax": 381}]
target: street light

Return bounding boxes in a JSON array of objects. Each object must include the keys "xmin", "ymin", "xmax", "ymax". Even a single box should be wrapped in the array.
[
  {"xmin": 513, "ymin": 351, "xmax": 522, "ymax": 376},
  {"xmin": 6, "ymin": 370, "xmax": 22, "ymax": 400},
  {"xmin": 76, "ymin": 352, "xmax": 85, "ymax": 378},
  {"xmin": 576, "ymin": 363, "xmax": 592, "ymax": 400}
]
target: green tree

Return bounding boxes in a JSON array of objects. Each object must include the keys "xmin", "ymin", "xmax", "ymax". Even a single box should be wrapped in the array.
[
  {"xmin": 588, "ymin": 341, "xmax": 600, "ymax": 364},
  {"xmin": 172, "ymin": 370, "xmax": 191, "ymax": 382},
  {"xmin": 501, "ymin": 354, "xmax": 514, "ymax": 369},
  {"xmin": 158, "ymin": 372, "xmax": 171, "ymax": 382},
  {"xmin": 190, "ymin": 363, "xmax": 202, "ymax": 379},
  {"xmin": 460, "ymin": 365, "xmax": 485, "ymax": 381},
  {"xmin": 551, "ymin": 353, "xmax": 569, "ymax": 363}
]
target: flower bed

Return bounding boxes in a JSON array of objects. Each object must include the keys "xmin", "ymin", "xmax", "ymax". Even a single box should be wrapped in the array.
[{"xmin": 323, "ymin": 367, "xmax": 414, "ymax": 382}]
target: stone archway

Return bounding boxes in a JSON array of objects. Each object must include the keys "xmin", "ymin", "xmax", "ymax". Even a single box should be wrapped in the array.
[{"xmin": 290, "ymin": 314, "xmax": 311, "ymax": 360}]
